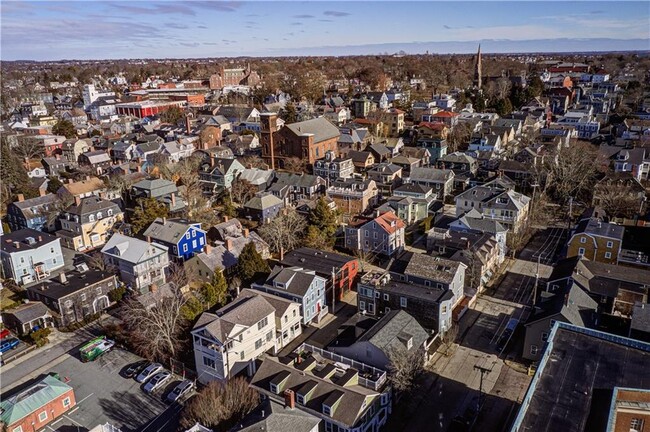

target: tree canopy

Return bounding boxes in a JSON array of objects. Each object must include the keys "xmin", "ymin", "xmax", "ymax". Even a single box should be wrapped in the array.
[
  {"xmin": 236, "ymin": 242, "xmax": 270, "ymax": 284},
  {"xmin": 52, "ymin": 119, "xmax": 77, "ymax": 138},
  {"xmin": 131, "ymin": 198, "xmax": 169, "ymax": 234}
]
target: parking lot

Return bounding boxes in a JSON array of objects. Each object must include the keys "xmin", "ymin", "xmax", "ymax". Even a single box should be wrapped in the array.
[{"xmin": 15, "ymin": 347, "xmax": 185, "ymax": 432}]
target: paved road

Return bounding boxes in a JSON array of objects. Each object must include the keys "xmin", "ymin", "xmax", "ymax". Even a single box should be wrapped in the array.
[{"xmin": 1, "ymin": 322, "xmax": 103, "ymax": 390}]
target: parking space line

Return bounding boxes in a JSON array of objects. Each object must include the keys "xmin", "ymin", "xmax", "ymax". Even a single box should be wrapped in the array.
[
  {"xmin": 47, "ymin": 426, "xmax": 56, "ymax": 432},
  {"xmin": 63, "ymin": 414, "xmax": 84, "ymax": 427},
  {"xmin": 75, "ymin": 392, "xmax": 95, "ymax": 405}
]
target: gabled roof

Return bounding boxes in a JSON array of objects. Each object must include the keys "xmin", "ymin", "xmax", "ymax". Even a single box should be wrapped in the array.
[
  {"xmin": 9, "ymin": 193, "xmax": 59, "ymax": 219},
  {"xmin": 285, "ymin": 118, "xmax": 340, "ymax": 143},
  {"xmin": 408, "ymin": 167, "xmax": 454, "ymax": 182},
  {"xmin": 61, "ymin": 177, "xmax": 105, "ymax": 196},
  {"xmin": 359, "ymin": 310, "xmax": 429, "ymax": 353},
  {"xmin": 230, "ymin": 398, "xmax": 321, "ymax": 432},
  {"xmin": 526, "ymin": 283, "xmax": 597, "ymax": 327},
  {"xmin": 281, "ymin": 247, "xmax": 356, "ymax": 278},
  {"xmin": 143, "ymin": 218, "xmax": 200, "ymax": 245},
  {"xmin": 390, "ymin": 251, "xmax": 463, "ymax": 285},
  {"xmin": 101, "ymin": 233, "xmax": 168, "ymax": 264},
  {"xmin": 263, "ymin": 266, "xmax": 321, "ymax": 297},
  {"xmin": 81, "ymin": 150, "xmax": 111, "ymax": 164},
  {"xmin": 366, "ymin": 211, "xmax": 405, "ymax": 235},
  {"xmin": 244, "ymin": 193, "xmax": 283, "ymax": 210},
  {"xmin": 573, "ymin": 218, "xmax": 624, "ymax": 241}
]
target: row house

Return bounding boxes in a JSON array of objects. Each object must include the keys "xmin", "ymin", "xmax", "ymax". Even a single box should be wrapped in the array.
[
  {"xmin": 250, "ymin": 344, "xmax": 391, "ymax": 432},
  {"xmin": 101, "ymin": 233, "xmax": 170, "ymax": 294},
  {"xmin": 192, "ymin": 289, "xmax": 302, "ymax": 384},
  {"xmin": 269, "ymin": 173, "xmax": 326, "ymax": 206}
]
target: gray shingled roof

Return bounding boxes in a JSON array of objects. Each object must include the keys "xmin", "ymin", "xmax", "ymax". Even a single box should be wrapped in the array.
[
  {"xmin": 101, "ymin": 233, "xmax": 168, "ymax": 264},
  {"xmin": 196, "ymin": 294, "xmax": 276, "ymax": 342},
  {"xmin": 398, "ymin": 252, "xmax": 463, "ymax": 285},
  {"xmin": 5, "ymin": 302, "xmax": 51, "ymax": 324},
  {"xmin": 244, "ymin": 194, "xmax": 283, "ymax": 211},
  {"xmin": 359, "ymin": 310, "xmax": 429, "ymax": 354},
  {"xmin": 285, "ymin": 118, "xmax": 340, "ymax": 143},
  {"xmin": 231, "ymin": 398, "xmax": 321, "ymax": 432},
  {"xmin": 143, "ymin": 218, "xmax": 199, "ymax": 245},
  {"xmin": 408, "ymin": 167, "xmax": 454, "ymax": 183},
  {"xmin": 264, "ymin": 266, "xmax": 320, "ymax": 297}
]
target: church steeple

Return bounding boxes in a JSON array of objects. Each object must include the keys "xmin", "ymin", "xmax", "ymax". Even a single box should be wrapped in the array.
[{"xmin": 474, "ymin": 44, "xmax": 482, "ymax": 89}]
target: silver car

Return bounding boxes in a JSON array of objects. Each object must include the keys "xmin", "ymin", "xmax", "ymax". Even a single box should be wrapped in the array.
[
  {"xmin": 135, "ymin": 362, "xmax": 162, "ymax": 383},
  {"xmin": 143, "ymin": 371, "xmax": 172, "ymax": 393},
  {"xmin": 166, "ymin": 379, "xmax": 194, "ymax": 403}
]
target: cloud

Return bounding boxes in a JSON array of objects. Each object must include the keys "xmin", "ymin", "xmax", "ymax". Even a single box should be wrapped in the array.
[
  {"xmin": 180, "ymin": 42, "xmax": 200, "ymax": 47},
  {"xmin": 203, "ymin": 42, "xmax": 218, "ymax": 45},
  {"xmin": 198, "ymin": 25, "xmax": 208, "ymax": 29},
  {"xmin": 165, "ymin": 22, "xmax": 189, "ymax": 30},
  {"xmin": 590, "ymin": 10, "xmax": 604, "ymax": 14},
  {"xmin": 245, "ymin": 21, "xmax": 258, "ymax": 25},
  {"xmin": 319, "ymin": 19, "xmax": 333, "ymax": 22},
  {"xmin": 290, "ymin": 22, "xmax": 303, "ymax": 26},
  {"xmin": 191, "ymin": 1, "xmax": 242, "ymax": 13},
  {"xmin": 293, "ymin": 14, "xmax": 314, "ymax": 19},
  {"xmin": 107, "ymin": 2, "xmax": 196, "ymax": 16},
  {"xmin": 443, "ymin": 25, "xmax": 452, "ymax": 29},
  {"xmin": 323, "ymin": 10, "xmax": 350, "ymax": 17}
]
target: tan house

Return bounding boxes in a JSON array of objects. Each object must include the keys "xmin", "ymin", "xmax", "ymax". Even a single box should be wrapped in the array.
[
  {"xmin": 418, "ymin": 122, "xmax": 449, "ymax": 141},
  {"xmin": 567, "ymin": 217, "xmax": 624, "ymax": 265},
  {"xmin": 327, "ymin": 178, "xmax": 379, "ymax": 217},
  {"xmin": 386, "ymin": 108, "xmax": 405, "ymax": 137},
  {"xmin": 347, "ymin": 150, "xmax": 375, "ymax": 170},
  {"xmin": 58, "ymin": 176, "xmax": 109, "ymax": 201},
  {"xmin": 56, "ymin": 196, "xmax": 124, "ymax": 252}
]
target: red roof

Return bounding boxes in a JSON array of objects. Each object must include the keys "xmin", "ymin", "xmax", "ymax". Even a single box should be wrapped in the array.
[
  {"xmin": 419, "ymin": 121, "xmax": 447, "ymax": 131},
  {"xmin": 374, "ymin": 211, "xmax": 406, "ymax": 234},
  {"xmin": 432, "ymin": 111, "xmax": 460, "ymax": 118}
]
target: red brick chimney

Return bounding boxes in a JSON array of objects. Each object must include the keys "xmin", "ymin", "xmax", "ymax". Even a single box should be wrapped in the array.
[
  {"xmin": 225, "ymin": 239, "xmax": 233, "ymax": 251},
  {"xmin": 243, "ymin": 228, "xmax": 249, "ymax": 238},
  {"xmin": 185, "ymin": 115, "xmax": 191, "ymax": 135},
  {"xmin": 39, "ymin": 189, "xmax": 46, "ymax": 197},
  {"xmin": 17, "ymin": 194, "xmax": 25, "ymax": 202},
  {"xmin": 284, "ymin": 389, "xmax": 295, "ymax": 409},
  {"xmin": 170, "ymin": 193, "xmax": 176, "ymax": 208},
  {"xmin": 74, "ymin": 196, "xmax": 81, "ymax": 206},
  {"xmin": 223, "ymin": 216, "xmax": 229, "ymax": 222}
]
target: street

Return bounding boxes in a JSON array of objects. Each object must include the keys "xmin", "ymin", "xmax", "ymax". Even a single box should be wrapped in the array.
[{"xmin": 390, "ymin": 227, "xmax": 566, "ymax": 432}]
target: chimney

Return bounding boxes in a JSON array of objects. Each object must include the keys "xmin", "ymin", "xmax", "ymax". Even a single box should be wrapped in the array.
[
  {"xmin": 136, "ymin": 165, "xmax": 142, "ymax": 173},
  {"xmin": 225, "ymin": 239, "xmax": 233, "ymax": 251},
  {"xmin": 56, "ymin": 154, "xmax": 61, "ymax": 160},
  {"xmin": 204, "ymin": 244, "xmax": 211, "ymax": 254},
  {"xmin": 564, "ymin": 293, "xmax": 570, "ymax": 306},
  {"xmin": 17, "ymin": 194, "xmax": 25, "ymax": 202},
  {"xmin": 210, "ymin": 155, "xmax": 216, "ymax": 167},
  {"xmin": 146, "ymin": 236, "xmax": 151, "ymax": 243},
  {"xmin": 86, "ymin": 175, "xmax": 91, "ymax": 181},
  {"xmin": 68, "ymin": 178, "xmax": 74, "ymax": 184},
  {"xmin": 74, "ymin": 196, "xmax": 81, "ymax": 206},
  {"xmin": 243, "ymin": 228, "xmax": 249, "ymax": 238},
  {"xmin": 98, "ymin": 192, "xmax": 105, "ymax": 199},
  {"xmin": 59, "ymin": 273, "xmax": 67, "ymax": 284},
  {"xmin": 150, "ymin": 284, "xmax": 158, "ymax": 293},
  {"xmin": 185, "ymin": 115, "xmax": 191, "ymax": 135},
  {"xmin": 38, "ymin": 236, "xmax": 42, "ymax": 242},
  {"xmin": 170, "ymin": 193, "xmax": 176, "ymax": 208},
  {"xmin": 284, "ymin": 390, "xmax": 295, "ymax": 409},
  {"xmin": 223, "ymin": 216, "xmax": 229, "ymax": 222},
  {"xmin": 39, "ymin": 189, "xmax": 46, "ymax": 197},
  {"xmin": 14, "ymin": 241, "xmax": 20, "ymax": 249},
  {"xmin": 162, "ymin": 217, "xmax": 167, "ymax": 224}
]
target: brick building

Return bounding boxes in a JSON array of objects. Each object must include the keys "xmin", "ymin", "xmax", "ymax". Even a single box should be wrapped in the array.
[
  {"xmin": 209, "ymin": 64, "xmax": 260, "ymax": 89},
  {"xmin": 114, "ymin": 100, "xmax": 185, "ymax": 118},
  {"xmin": 261, "ymin": 114, "xmax": 340, "ymax": 167}
]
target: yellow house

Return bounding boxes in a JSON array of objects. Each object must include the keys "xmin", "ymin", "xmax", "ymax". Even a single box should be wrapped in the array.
[{"xmin": 56, "ymin": 196, "xmax": 124, "ymax": 252}]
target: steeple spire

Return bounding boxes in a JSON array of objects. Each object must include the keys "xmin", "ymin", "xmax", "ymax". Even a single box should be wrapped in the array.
[{"xmin": 474, "ymin": 44, "xmax": 482, "ymax": 89}]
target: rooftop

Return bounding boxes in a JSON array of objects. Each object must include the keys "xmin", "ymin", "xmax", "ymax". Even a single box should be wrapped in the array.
[
  {"xmin": 0, "ymin": 228, "xmax": 59, "ymax": 253},
  {"xmin": 281, "ymin": 247, "xmax": 357, "ymax": 278},
  {"xmin": 27, "ymin": 267, "xmax": 115, "ymax": 301},
  {"xmin": 511, "ymin": 323, "xmax": 650, "ymax": 432},
  {"xmin": 1, "ymin": 375, "xmax": 73, "ymax": 426}
]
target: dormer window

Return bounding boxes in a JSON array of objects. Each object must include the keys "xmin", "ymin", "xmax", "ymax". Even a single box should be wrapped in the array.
[
  {"xmin": 89, "ymin": 215, "xmax": 95, "ymax": 222},
  {"xmin": 323, "ymin": 405, "xmax": 332, "ymax": 416}
]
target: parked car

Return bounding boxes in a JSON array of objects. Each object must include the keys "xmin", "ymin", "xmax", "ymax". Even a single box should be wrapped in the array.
[
  {"xmin": 143, "ymin": 371, "xmax": 172, "ymax": 393},
  {"xmin": 496, "ymin": 318, "xmax": 519, "ymax": 353},
  {"xmin": 124, "ymin": 360, "xmax": 149, "ymax": 379},
  {"xmin": 0, "ymin": 338, "xmax": 20, "ymax": 354},
  {"xmin": 166, "ymin": 379, "xmax": 194, "ymax": 403},
  {"xmin": 0, "ymin": 329, "xmax": 11, "ymax": 340},
  {"xmin": 135, "ymin": 363, "xmax": 163, "ymax": 383}
]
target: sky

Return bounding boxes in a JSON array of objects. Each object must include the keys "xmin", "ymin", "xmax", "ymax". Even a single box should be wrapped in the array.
[{"xmin": 1, "ymin": 1, "xmax": 649, "ymax": 60}]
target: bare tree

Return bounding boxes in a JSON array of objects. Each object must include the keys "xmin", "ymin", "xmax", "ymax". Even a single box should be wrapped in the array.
[
  {"xmin": 14, "ymin": 140, "xmax": 44, "ymax": 161},
  {"xmin": 593, "ymin": 180, "xmax": 643, "ymax": 219},
  {"xmin": 446, "ymin": 122, "xmax": 472, "ymax": 153},
  {"xmin": 283, "ymin": 157, "xmax": 306, "ymax": 173},
  {"xmin": 231, "ymin": 178, "xmax": 257, "ymax": 204},
  {"xmin": 239, "ymin": 155, "xmax": 266, "ymax": 169},
  {"xmin": 86, "ymin": 251, "xmax": 116, "ymax": 273},
  {"xmin": 120, "ymin": 284, "xmax": 187, "ymax": 362},
  {"xmin": 545, "ymin": 141, "xmax": 604, "ymax": 204},
  {"xmin": 258, "ymin": 208, "xmax": 306, "ymax": 260},
  {"xmin": 387, "ymin": 347, "xmax": 425, "ymax": 396},
  {"xmin": 180, "ymin": 378, "xmax": 260, "ymax": 431},
  {"xmin": 167, "ymin": 261, "xmax": 189, "ymax": 290},
  {"xmin": 496, "ymin": 76, "xmax": 512, "ymax": 100}
]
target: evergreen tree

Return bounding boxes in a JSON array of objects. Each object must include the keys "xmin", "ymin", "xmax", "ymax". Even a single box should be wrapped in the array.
[
  {"xmin": 236, "ymin": 242, "xmax": 270, "ymax": 284},
  {"xmin": 307, "ymin": 197, "xmax": 339, "ymax": 249},
  {"xmin": 161, "ymin": 105, "xmax": 184, "ymax": 125},
  {"xmin": 1, "ymin": 138, "xmax": 38, "ymax": 211},
  {"xmin": 46, "ymin": 176, "xmax": 64, "ymax": 194},
  {"xmin": 201, "ymin": 271, "xmax": 228, "ymax": 309},
  {"xmin": 131, "ymin": 198, "xmax": 169, "ymax": 234},
  {"xmin": 52, "ymin": 119, "xmax": 77, "ymax": 138}
]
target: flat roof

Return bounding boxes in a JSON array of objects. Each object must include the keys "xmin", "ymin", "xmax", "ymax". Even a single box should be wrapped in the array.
[{"xmin": 511, "ymin": 323, "xmax": 650, "ymax": 432}]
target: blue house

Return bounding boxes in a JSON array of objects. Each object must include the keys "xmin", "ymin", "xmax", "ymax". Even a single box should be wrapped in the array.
[
  {"xmin": 143, "ymin": 217, "xmax": 206, "ymax": 261},
  {"xmin": 6, "ymin": 193, "xmax": 59, "ymax": 233},
  {"xmin": 252, "ymin": 266, "xmax": 328, "ymax": 325}
]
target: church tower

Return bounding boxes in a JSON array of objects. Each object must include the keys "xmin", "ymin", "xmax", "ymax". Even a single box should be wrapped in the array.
[{"xmin": 473, "ymin": 44, "xmax": 482, "ymax": 89}]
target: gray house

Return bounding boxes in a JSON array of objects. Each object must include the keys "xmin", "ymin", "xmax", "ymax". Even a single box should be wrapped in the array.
[
  {"xmin": 252, "ymin": 266, "xmax": 328, "ymax": 325},
  {"xmin": 329, "ymin": 310, "xmax": 432, "ymax": 369},
  {"xmin": 0, "ymin": 229, "xmax": 65, "ymax": 286},
  {"xmin": 1, "ymin": 302, "xmax": 54, "ymax": 336},
  {"xmin": 243, "ymin": 193, "xmax": 284, "ymax": 224},
  {"xmin": 27, "ymin": 266, "xmax": 117, "ymax": 327},
  {"xmin": 523, "ymin": 283, "xmax": 597, "ymax": 361},
  {"xmin": 101, "ymin": 233, "xmax": 170, "ymax": 294},
  {"xmin": 406, "ymin": 167, "xmax": 455, "ymax": 198}
]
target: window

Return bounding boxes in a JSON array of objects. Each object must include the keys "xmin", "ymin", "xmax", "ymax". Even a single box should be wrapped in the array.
[
  {"xmin": 580, "ymin": 237, "xmax": 586, "ymax": 243},
  {"xmin": 50, "ymin": 247, "xmax": 55, "ymax": 253},
  {"xmin": 578, "ymin": 248, "xmax": 585, "ymax": 256},
  {"xmin": 39, "ymin": 411, "xmax": 48, "ymax": 421},
  {"xmin": 97, "ymin": 212, "xmax": 102, "ymax": 219},
  {"xmin": 325, "ymin": 422, "xmax": 333, "ymax": 432},
  {"xmin": 199, "ymin": 237, "xmax": 204, "ymax": 245},
  {"xmin": 400, "ymin": 297, "xmax": 407, "ymax": 307},
  {"xmin": 542, "ymin": 332, "xmax": 549, "ymax": 342},
  {"xmin": 183, "ymin": 244, "xmax": 188, "ymax": 252},
  {"xmin": 258, "ymin": 317, "xmax": 268, "ymax": 330},
  {"xmin": 62, "ymin": 397, "xmax": 71, "ymax": 407},
  {"xmin": 255, "ymin": 339, "xmax": 263, "ymax": 350},
  {"xmin": 192, "ymin": 240, "xmax": 197, "ymax": 248},
  {"xmin": 442, "ymin": 305, "xmax": 447, "ymax": 314},
  {"xmin": 203, "ymin": 356, "xmax": 216, "ymax": 369},
  {"xmin": 630, "ymin": 418, "xmax": 644, "ymax": 432},
  {"xmin": 530, "ymin": 345, "xmax": 539, "ymax": 355},
  {"xmin": 89, "ymin": 214, "xmax": 95, "ymax": 222},
  {"xmin": 323, "ymin": 405, "xmax": 332, "ymax": 416},
  {"xmin": 266, "ymin": 331, "xmax": 273, "ymax": 342},
  {"xmin": 240, "ymin": 351, "xmax": 245, "ymax": 360},
  {"xmin": 96, "ymin": 287, "xmax": 102, "ymax": 295},
  {"xmin": 385, "ymin": 307, "xmax": 391, "ymax": 313},
  {"xmin": 107, "ymin": 209, "xmax": 113, "ymax": 216},
  {"xmin": 605, "ymin": 252, "xmax": 612, "ymax": 259},
  {"xmin": 185, "ymin": 232, "xmax": 191, "ymax": 240},
  {"xmin": 80, "ymin": 293, "xmax": 86, "ymax": 301},
  {"xmin": 375, "ymin": 291, "xmax": 380, "ymax": 298},
  {"xmin": 359, "ymin": 300, "xmax": 366, "ymax": 311},
  {"xmin": 606, "ymin": 241, "xmax": 613, "ymax": 248},
  {"xmin": 13, "ymin": 427, "xmax": 22, "ymax": 432},
  {"xmin": 384, "ymin": 293, "xmax": 389, "ymax": 301},
  {"xmin": 297, "ymin": 394, "xmax": 305, "ymax": 404},
  {"xmin": 192, "ymin": 230, "xmax": 196, "ymax": 237},
  {"xmin": 270, "ymin": 383, "xmax": 279, "ymax": 393}
]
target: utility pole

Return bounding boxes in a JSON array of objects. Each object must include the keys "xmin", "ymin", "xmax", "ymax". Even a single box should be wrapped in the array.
[
  {"xmin": 474, "ymin": 363, "xmax": 492, "ymax": 413},
  {"xmin": 331, "ymin": 266, "xmax": 336, "ymax": 313},
  {"xmin": 567, "ymin": 196, "xmax": 573, "ymax": 231}
]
